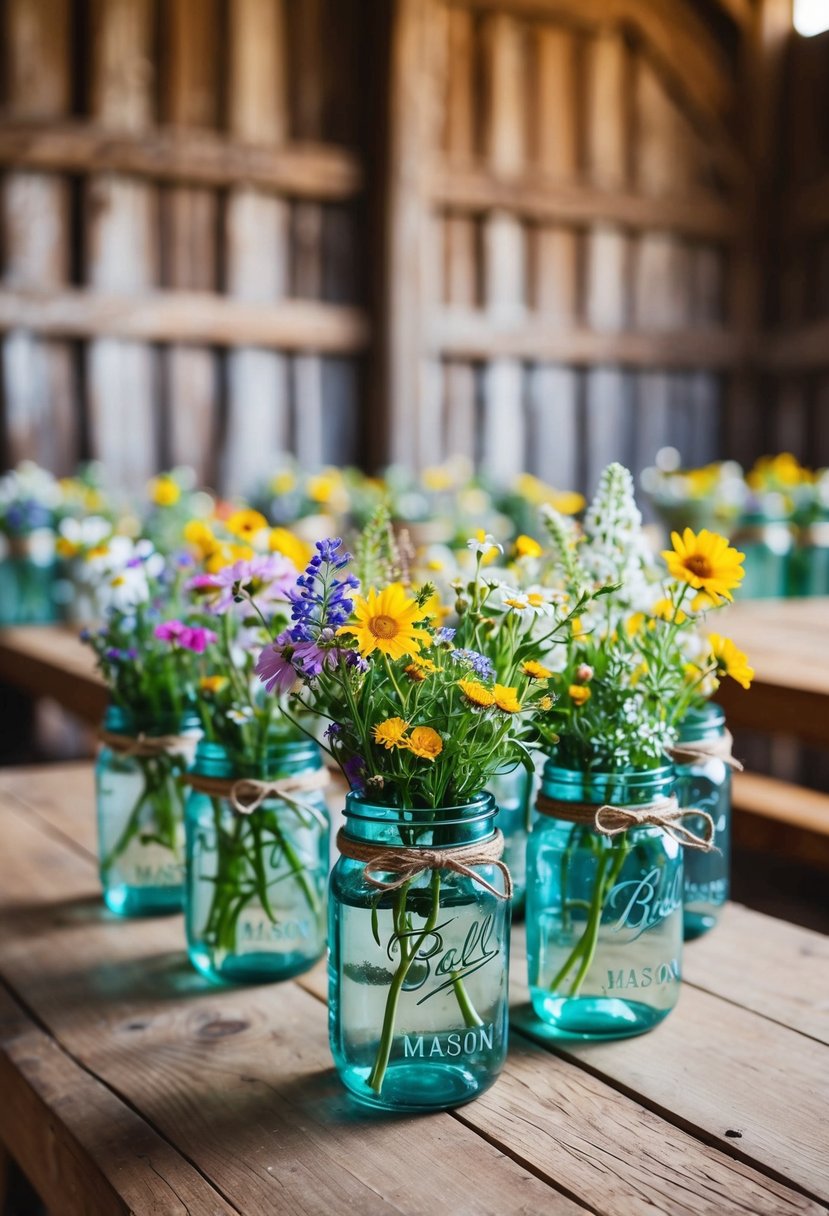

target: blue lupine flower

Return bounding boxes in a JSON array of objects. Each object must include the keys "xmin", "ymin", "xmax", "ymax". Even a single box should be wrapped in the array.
[
  {"xmin": 288, "ymin": 538, "xmax": 359, "ymax": 642},
  {"xmin": 451, "ymin": 648, "xmax": 495, "ymax": 680}
]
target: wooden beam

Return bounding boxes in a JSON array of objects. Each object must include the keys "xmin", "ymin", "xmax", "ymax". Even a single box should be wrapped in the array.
[
  {"xmin": 761, "ymin": 318, "xmax": 829, "ymax": 370},
  {"xmin": 432, "ymin": 311, "xmax": 742, "ymax": 367},
  {"xmin": 0, "ymin": 288, "xmax": 370, "ymax": 352},
  {"xmin": 429, "ymin": 167, "xmax": 737, "ymax": 240},
  {"xmin": 0, "ymin": 120, "xmax": 363, "ymax": 199}
]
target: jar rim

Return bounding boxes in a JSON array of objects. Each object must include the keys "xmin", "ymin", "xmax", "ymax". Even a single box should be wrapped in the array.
[
  {"xmin": 344, "ymin": 789, "xmax": 496, "ymax": 826},
  {"xmin": 679, "ymin": 702, "xmax": 725, "ymax": 742}
]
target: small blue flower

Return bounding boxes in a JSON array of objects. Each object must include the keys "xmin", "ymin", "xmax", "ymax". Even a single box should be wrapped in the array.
[
  {"xmin": 435, "ymin": 626, "xmax": 456, "ymax": 644},
  {"xmin": 451, "ymin": 648, "xmax": 495, "ymax": 680}
]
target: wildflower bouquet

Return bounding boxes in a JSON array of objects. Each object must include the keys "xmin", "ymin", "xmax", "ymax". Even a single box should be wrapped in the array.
[
  {"xmin": 527, "ymin": 464, "xmax": 751, "ymax": 1013},
  {"xmin": 181, "ymin": 548, "xmax": 330, "ymax": 978},
  {"xmin": 84, "ymin": 542, "xmax": 211, "ymax": 902},
  {"xmin": 640, "ymin": 449, "xmax": 746, "ymax": 535}
]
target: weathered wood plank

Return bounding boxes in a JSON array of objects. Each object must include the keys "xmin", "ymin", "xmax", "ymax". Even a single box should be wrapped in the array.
[
  {"xmin": 0, "ymin": 121, "xmax": 363, "ymax": 197},
  {"xmin": 0, "ymin": 288, "xmax": 370, "ymax": 352},
  {"xmin": 86, "ymin": 0, "xmax": 159, "ymax": 492},
  {"xmin": 0, "ymin": 625, "xmax": 105, "ymax": 726},
  {"xmin": 161, "ymin": 0, "xmax": 221, "ymax": 484},
  {"xmin": 223, "ymin": 0, "xmax": 291, "ymax": 495},
  {"xmin": 0, "ymin": 798, "xmax": 587, "ymax": 1216},
  {"xmin": 1, "ymin": 0, "xmax": 76, "ymax": 471},
  {"xmin": 0, "ymin": 984, "xmax": 236, "ymax": 1216},
  {"xmin": 732, "ymin": 773, "xmax": 829, "ymax": 872}
]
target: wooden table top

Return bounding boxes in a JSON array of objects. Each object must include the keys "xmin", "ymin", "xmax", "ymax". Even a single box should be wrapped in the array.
[
  {"xmin": 0, "ymin": 761, "xmax": 827, "ymax": 1216},
  {"xmin": 1, "ymin": 597, "xmax": 828, "ymax": 742}
]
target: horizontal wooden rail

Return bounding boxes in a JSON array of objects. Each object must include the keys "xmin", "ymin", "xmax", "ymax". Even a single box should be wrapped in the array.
[
  {"xmin": 761, "ymin": 318, "xmax": 829, "ymax": 370},
  {"xmin": 733, "ymin": 771, "xmax": 829, "ymax": 870},
  {"xmin": 429, "ymin": 167, "xmax": 737, "ymax": 241},
  {"xmin": 431, "ymin": 311, "xmax": 744, "ymax": 367},
  {"xmin": 0, "ymin": 289, "xmax": 370, "ymax": 353},
  {"xmin": 0, "ymin": 119, "xmax": 363, "ymax": 200}
]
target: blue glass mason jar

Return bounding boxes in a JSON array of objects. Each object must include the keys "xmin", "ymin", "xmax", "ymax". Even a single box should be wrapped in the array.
[
  {"xmin": 672, "ymin": 705, "xmax": 731, "ymax": 940},
  {"xmin": 489, "ymin": 762, "xmax": 535, "ymax": 914},
  {"xmin": 329, "ymin": 792, "xmax": 511, "ymax": 1112},
  {"xmin": 184, "ymin": 738, "xmax": 330, "ymax": 984},
  {"xmin": 0, "ymin": 532, "xmax": 58, "ymax": 625},
  {"xmin": 527, "ymin": 763, "xmax": 682, "ymax": 1039},
  {"xmin": 96, "ymin": 704, "xmax": 200, "ymax": 916},
  {"xmin": 733, "ymin": 516, "xmax": 793, "ymax": 599}
]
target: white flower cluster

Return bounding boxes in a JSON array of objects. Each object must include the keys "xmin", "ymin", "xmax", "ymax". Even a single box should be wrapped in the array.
[
  {"xmin": 580, "ymin": 463, "xmax": 655, "ymax": 612},
  {"xmin": 89, "ymin": 537, "xmax": 164, "ymax": 614}
]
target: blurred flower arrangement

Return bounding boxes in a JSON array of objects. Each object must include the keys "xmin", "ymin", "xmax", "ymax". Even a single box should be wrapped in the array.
[{"xmin": 0, "ymin": 461, "xmax": 62, "ymax": 623}]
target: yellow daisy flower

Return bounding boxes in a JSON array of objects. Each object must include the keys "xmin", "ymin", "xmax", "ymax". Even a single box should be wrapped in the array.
[
  {"xmin": 708, "ymin": 634, "xmax": 754, "ymax": 690},
  {"xmin": 569, "ymin": 684, "xmax": 591, "ymax": 706},
  {"xmin": 493, "ymin": 684, "xmax": 522, "ymax": 713},
  {"xmin": 626, "ymin": 612, "xmax": 646, "ymax": 637},
  {"xmin": 268, "ymin": 526, "xmax": 309, "ymax": 571},
  {"xmin": 538, "ymin": 695, "xmax": 554, "ymax": 711},
  {"xmin": 148, "ymin": 474, "xmax": 181, "ymax": 507},
  {"xmin": 339, "ymin": 584, "xmax": 429, "ymax": 661},
  {"xmin": 514, "ymin": 534, "xmax": 542, "ymax": 559},
  {"xmin": 522, "ymin": 660, "xmax": 552, "ymax": 680},
  {"xmin": 662, "ymin": 528, "xmax": 745, "ymax": 603},
  {"xmin": 405, "ymin": 726, "xmax": 443, "ymax": 761},
  {"xmin": 184, "ymin": 519, "xmax": 218, "ymax": 560},
  {"xmin": 458, "ymin": 679, "xmax": 495, "ymax": 708},
  {"xmin": 226, "ymin": 508, "xmax": 268, "ymax": 541},
  {"xmin": 200, "ymin": 675, "xmax": 228, "ymax": 695},
  {"xmin": 373, "ymin": 717, "xmax": 410, "ymax": 749},
  {"xmin": 650, "ymin": 597, "xmax": 687, "ymax": 625}
]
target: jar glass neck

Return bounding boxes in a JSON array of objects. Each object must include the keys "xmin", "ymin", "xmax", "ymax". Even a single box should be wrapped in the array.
[
  {"xmin": 678, "ymin": 703, "xmax": 725, "ymax": 743},
  {"xmin": 103, "ymin": 703, "xmax": 198, "ymax": 737},
  {"xmin": 540, "ymin": 762, "xmax": 674, "ymax": 808},
  {"xmin": 192, "ymin": 738, "xmax": 322, "ymax": 780},
  {"xmin": 342, "ymin": 792, "xmax": 497, "ymax": 848}
]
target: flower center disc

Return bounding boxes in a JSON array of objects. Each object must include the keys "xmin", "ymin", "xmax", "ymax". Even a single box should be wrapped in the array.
[
  {"xmin": 684, "ymin": 555, "xmax": 712, "ymax": 578},
  {"xmin": 370, "ymin": 614, "xmax": 398, "ymax": 639}
]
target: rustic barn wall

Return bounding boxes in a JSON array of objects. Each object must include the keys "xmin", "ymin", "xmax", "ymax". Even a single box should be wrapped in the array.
[
  {"xmin": 0, "ymin": 0, "xmax": 819, "ymax": 495},
  {"xmin": 381, "ymin": 0, "xmax": 747, "ymax": 493},
  {"xmin": 0, "ymin": 0, "xmax": 368, "ymax": 494}
]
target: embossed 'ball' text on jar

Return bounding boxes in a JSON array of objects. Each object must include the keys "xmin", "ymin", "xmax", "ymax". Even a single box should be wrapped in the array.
[
  {"xmin": 96, "ymin": 704, "xmax": 200, "ymax": 917},
  {"xmin": 329, "ymin": 792, "xmax": 511, "ymax": 1112},
  {"xmin": 526, "ymin": 763, "xmax": 684, "ymax": 1040},
  {"xmin": 184, "ymin": 738, "xmax": 330, "ymax": 984},
  {"xmin": 672, "ymin": 704, "xmax": 733, "ymax": 941}
]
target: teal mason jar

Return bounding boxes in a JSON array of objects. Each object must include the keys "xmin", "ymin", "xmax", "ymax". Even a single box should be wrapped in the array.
[
  {"xmin": 488, "ymin": 762, "xmax": 536, "ymax": 914},
  {"xmin": 733, "ymin": 516, "xmax": 793, "ymax": 599},
  {"xmin": 672, "ymin": 705, "xmax": 731, "ymax": 940},
  {"xmin": 0, "ymin": 531, "xmax": 58, "ymax": 625},
  {"xmin": 789, "ymin": 520, "xmax": 829, "ymax": 597},
  {"xmin": 96, "ymin": 705, "xmax": 200, "ymax": 916},
  {"xmin": 527, "ymin": 763, "xmax": 683, "ymax": 1039},
  {"xmin": 184, "ymin": 738, "xmax": 329, "ymax": 984},
  {"xmin": 329, "ymin": 792, "xmax": 511, "ymax": 1112}
]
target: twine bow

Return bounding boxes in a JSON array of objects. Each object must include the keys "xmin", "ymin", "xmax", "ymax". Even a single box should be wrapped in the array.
[
  {"xmin": 336, "ymin": 828, "xmax": 513, "ymax": 900},
  {"xmin": 98, "ymin": 729, "xmax": 198, "ymax": 762},
  {"xmin": 536, "ymin": 792, "xmax": 716, "ymax": 851},
  {"xmin": 183, "ymin": 767, "xmax": 330, "ymax": 829},
  {"xmin": 668, "ymin": 729, "xmax": 743, "ymax": 771}
]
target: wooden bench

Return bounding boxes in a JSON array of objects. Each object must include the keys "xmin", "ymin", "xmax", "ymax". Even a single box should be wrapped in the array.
[
  {"xmin": 0, "ymin": 761, "xmax": 827, "ymax": 1216},
  {"xmin": 733, "ymin": 771, "xmax": 829, "ymax": 869}
]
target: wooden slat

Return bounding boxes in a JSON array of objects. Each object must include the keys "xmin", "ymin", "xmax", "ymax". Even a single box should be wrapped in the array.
[
  {"xmin": 0, "ymin": 625, "xmax": 105, "ymax": 726},
  {"xmin": 511, "ymin": 975, "xmax": 829, "ymax": 1205},
  {"xmin": 762, "ymin": 319, "xmax": 829, "ymax": 371},
  {"xmin": 0, "ymin": 121, "xmax": 363, "ymax": 197},
  {"xmin": 162, "ymin": 0, "xmax": 220, "ymax": 484},
  {"xmin": 0, "ymin": 984, "xmax": 236, "ymax": 1216},
  {"xmin": 223, "ymin": 0, "xmax": 291, "ymax": 495},
  {"xmin": 1, "ymin": 0, "xmax": 76, "ymax": 472},
  {"xmin": 732, "ymin": 772, "xmax": 829, "ymax": 871},
  {"xmin": 0, "ymin": 288, "xmax": 369, "ymax": 352},
  {"xmin": 0, "ymin": 795, "xmax": 587, "ymax": 1216},
  {"xmin": 683, "ymin": 902, "xmax": 829, "ymax": 1044},
  {"xmin": 432, "ymin": 313, "xmax": 743, "ymax": 367},
  {"xmin": 86, "ymin": 0, "xmax": 158, "ymax": 492}
]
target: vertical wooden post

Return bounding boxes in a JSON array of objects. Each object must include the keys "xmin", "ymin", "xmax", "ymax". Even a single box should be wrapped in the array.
[
  {"xmin": 161, "ymin": 0, "xmax": 220, "ymax": 484},
  {"xmin": 481, "ymin": 12, "xmax": 526, "ymax": 483},
  {"xmin": 1, "ymin": 0, "xmax": 75, "ymax": 471},
  {"xmin": 529, "ymin": 22, "xmax": 579, "ymax": 490},
  {"xmin": 223, "ymin": 0, "xmax": 290, "ymax": 496},
  {"xmin": 583, "ymin": 28, "xmax": 633, "ymax": 490},
  {"xmin": 86, "ymin": 0, "xmax": 159, "ymax": 492}
]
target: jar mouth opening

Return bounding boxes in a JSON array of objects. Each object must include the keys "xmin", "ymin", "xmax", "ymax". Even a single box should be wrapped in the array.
[{"xmin": 344, "ymin": 790, "xmax": 495, "ymax": 826}]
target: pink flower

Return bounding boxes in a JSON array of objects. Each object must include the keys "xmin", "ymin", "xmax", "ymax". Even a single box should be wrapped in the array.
[
  {"xmin": 193, "ymin": 555, "xmax": 297, "ymax": 616},
  {"xmin": 154, "ymin": 620, "xmax": 217, "ymax": 654},
  {"xmin": 255, "ymin": 633, "xmax": 298, "ymax": 695}
]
